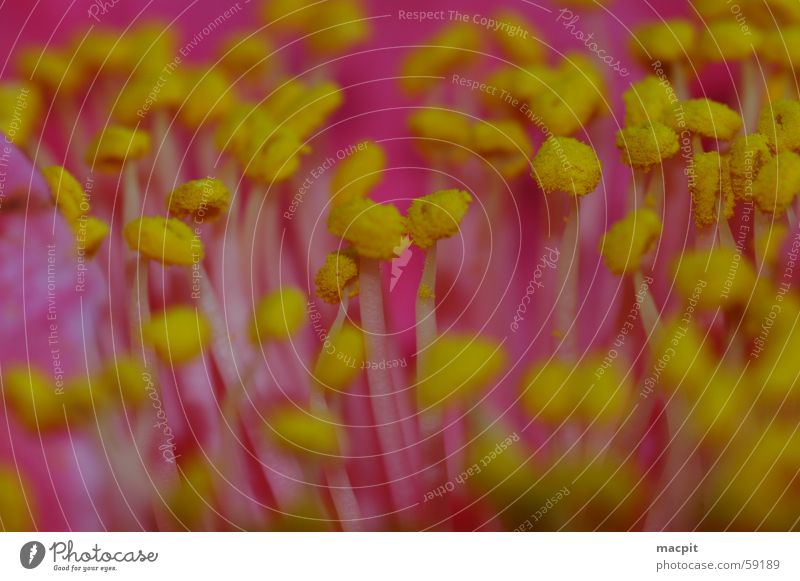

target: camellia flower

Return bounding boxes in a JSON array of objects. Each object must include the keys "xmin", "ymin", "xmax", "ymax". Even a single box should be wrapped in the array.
[{"xmin": 1, "ymin": 0, "xmax": 800, "ymax": 534}]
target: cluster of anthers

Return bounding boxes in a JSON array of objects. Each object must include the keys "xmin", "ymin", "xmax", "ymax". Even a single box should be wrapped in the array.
[{"xmin": 1, "ymin": 0, "xmax": 800, "ymax": 532}]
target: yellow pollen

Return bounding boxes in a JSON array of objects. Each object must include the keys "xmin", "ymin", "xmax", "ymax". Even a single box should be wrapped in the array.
[
  {"xmin": 576, "ymin": 356, "xmax": 632, "ymax": 424},
  {"xmin": 261, "ymin": 0, "xmax": 315, "ymax": 31},
  {"xmin": 2, "ymin": 365, "xmax": 64, "ymax": 431},
  {"xmin": 599, "ymin": 209, "xmax": 662, "ymax": 275},
  {"xmin": 401, "ymin": 23, "xmax": 481, "ymax": 94},
  {"xmin": 757, "ymin": 100, "xmax": 800, "ymax": 152},
  {"xmin": 752, "ymin": 151, "xmax": 800, "ymax": 215},
  {"xmin": 178, "ymin": 68, "xmax": 235, "ymax": 128},
  {"xmin": 76, "ymin": 217, "xmax": 110, "ymax": 258},
  {"xmin": 493, "ymin": 10, "xmax": 543, "ymax": 65},
  {"xmin": 689, "ymin": 151, "xmax": 734, "ymax": 228},
  {"xmin": 528, "ymin": 54, "xmax": 604, "ymax": 136},
  {"xmin": 314, "ymin": 252, "xmax": 360, "ymax": 305},
  {"xmin": 407, "ymin": 189, "xmax": 472, "ymax": 249},
  {"xmin": 167, "ymin": 178, "xmax": 231, "ymax": 222},
  {"xmin": 615, "ymin": 122, "xmax": 680, "ymax": 169},
  {"xmin": 280, "ymin": 82, "xmax": 344, "ymax": 141},
  {"xmin": 251, "ymin": 287, "xmax": 308, "ymax": 343},
  {"xmin": 307, "ymin": 0, "xmax": 371, "ymax": 54},
  {"xmin": 622, "ymin": 76, "xmax": 675, "ymax": 127},
  {"xmin": 532, "ymin": 136, "xmax": 601, "ymax": 197},
  {"xmin": 0, "ymin": 82, "xmax": 41, "ymax": 146},
  {"xmin": 101, "ymin": 357, "xmax": 148, "ymax": 408},
  {"xmin": 418, "ymin": 283, "xmax": 434, "ymax": 300},
  {"xmin": 41, "ymin": 166, "xmax": 89, "ymax": 224},
  {"xmin": 671, "ymin": 99, "xmax": 743, "ymax": 141},
  {"xmin": 266, "ymin": 407, "xmax": 341, "ymax": 458},
  {"xmin": 472, "ymin": 119, "xmax": 534, "ymax": 178},
  {"xmin": 408, "ymin": 109, "xmax": 473, "ymax": 162},
  {"xmin": 218, "ymin": 34, "xmax": 273, "ymax": 77},
  {"xmin": 520, "ymin": 359, "xmax": 577, "ymax": 423},
  {"xmin": 697, "ymin": 21, "xmax": 762, "ymax": 62},
  {"xmin": 112, "ymin": 74, "xmax": 185, "ymax": 124},
  {"xmin": 755, "ymin": 223, "xmax": 788, "ymax": 267},
  {"xmin": 123, "ymin": 216, "xmax": 203, "ymax": 267},
  {"xmin": 417, "ymin": 334, "xmax": 507, "ymax": 408},
  {"xmin": 86, "ymin": 126, "xmax": 151, "ymax": 172},
  {"xmin": 729, "ymin": 133, "xmax": 773, "ymax": 200},
  {"xmin": 143, "ymin": 307, "xmax": 211, "ymax": 364},
  {"xmin": 313, "ymin": 323, "xmax": 365, "ymax": 392},
  {"xmin": 0, "ymin": 467, "xmax": 34, "ymax": 530},
  {"xmin": 18, "ymin": 47, "xmax": 83, "ymax": 95},
  {"xmin": 327, "ymin": 197, "xmax": 407, "ymax": 259},
  {"xmin": 673, "ymin": 247, "xmax": 756, "ymax": 308},
  {"xmin": 759, "ymin": 26, "xmax": 800, "ymax": 68},
  {"xmin": 243, "ymin": 129, "xmax": 311, "ymax": 184},
  {"xmin": 651, "ymin": 318, "xmax": 715, "ymax": 393},
  {"xmin": 330, "ymin": 141, "xmax": 387, "ymax": 207},
  {"xmin": 631, "ymin": 19, "xmax": 696, "ymax": 63}
]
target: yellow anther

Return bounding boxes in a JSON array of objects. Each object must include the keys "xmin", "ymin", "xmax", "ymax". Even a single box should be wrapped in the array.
[
  {"xmin": 688, "ymin": 371, "xmax": 748, "ymax": 443},
  {"xmin": 671, "ymin": 99, "xmax": 743, "ymax": 141},
  {"xmin": 417, "ymin": 334, "xmax": 507, "ymax": 408},
  {"xmin": 697, "ymin": 21, "xmax": 762, "ymax": 62},
  {"xmin": 280, "ymin": 82, "xmax": 344, "ymax": 141},
  {"xmin": 0, "ymin": 82, "xmax": 41, "ymax": 146},
  {"xmin": 401, "ymin": 23, "xmax": 481, "ymax": 94},
  {"xmin": 577, "ymin": 356, "xmax": 632, "ymax": 424},
  {"xmin": 18, "ymin": 47, "xmax": 83, "ymax": 95},
  {"xmin": 510, "ymin": 65, "xmax": 558, "ymax": 103},
  {"xmin": 599, "ymin": 209, "xmax": 662, "ymax": 275},
  {"xmin": 748, "ymin": 310, "xmax": 800, "ymax": 404},
  {"xmin": 631, "ymin": 19, "xmax": 696, "ymax": 63},
  {"xmin": 167, "ymin": 178, "xmax": 231, "ymax": 222},
  {"xmin": 314, "ymin": 252, "xmax": 359, "ymax": 304},
  {"xmin": 61, "ymin": 376, "xmax": 108, "ymax": 424},
  {"xmin": 408, "ymin": 109, "xmax": 472, "ymax": 162},
  {"xmin": 128, "ymin": 22, "xmax": 179, "ymax": 77},
  {"xmin": 623, "ymin": 76, "xmax": 675, "ymax": 127},
  {"xmin": 755, "ymin": 223, "xmax": 788, "ymax": 267},
  {"xmin": 729, "ymin": 133, "xmax": 772, "ymax": 200},
  {"xmin": 2, "ymin": 365, "xmax": 64, "ymax": 430},
  {"xmin": 75, "ymin": 216, "xmax": 110, "ymax": 258},
  {"xmin": 313, "ymin": 324, "xmax": 365, "ymax": 392},
  {"xmin": 691, "ymin": 0, "xmax": 736, "ymax": 20},
  {"xmin": 143, "ymin": 307, "xmax": 211, "ymax": 364},
  {"xmin": 215, "ymin": 102, "xmax": 259, "ymax": 156},
  {"xmin": 41, "ymin": 166, "xmax": 89, "ymax": 224},
  {"xmin": 112, "ymin": 74, "xmax": 185, "ymax": 124},
  {"xmin": 759, "ymin": 27, "xmax": 800, "ymax": 68},
  {"xmin": 266, "ymin": 407, "xmax": 341, "ymax": 457},
  {"xmin": 418, "ymin": 283, "xmax": 434, "ymax": 300},
  {"xmin": 86, "ymin": 126, "xmax": 150, "ymax": 172},
  {"xmin": 218, "ymin": 34, "xmax": 273, "ymax": 77},
  {"xmin": 651, "ymin": 318, "xmax": 715, "ymax": 393},
  {"xmin": 261, "ymin": 0, "xmax": 316, "ymax": 31},
  {"xmin": 690, "ymin": 151, "xmax": 734, "ymax": 228},
  {"xmin": 123, "ymin": 216, "xmax": 203, "ymax": 267},
  {"xmin": 0, "ymin": 467, "xmax": 34, "ymax": 530},
  {"xmin": 178, "ymin": 68, "xmax": 235, "ymax": 128},
  {"xmin": 757, "ymin": 100, "xmax": 800, "ymax": 152},
  {"xmin": 327, "ymin": 198, "xmax": 407, "ymax": 259},
  {"xmin": 168, "ymin": 456, "xmax": 215, "ymax": 529},
  {"xmin": 101, "ymin": 356, "xmax": 148, "ymax": 408},
  {"xmin": 251, "ymin": 286, "xmax": 308, "ymax": 342},
  {"xmin": 330, "ymin": 141, "xmax": 386, "ymax": 207},
  {"xmin": 528, "ymin": 54, "xmax": 604, "ymax": 136},
  {"xmin": 673, "ymin": 247, "xmax": 756, "ymax": 309},
  {"xmin": 407, "ymin": 189, "xmax": 472, "ymax": 249},
  {"xmin": 752, "ymin": 151, "xmax": 800, "ymax": 214},
  {"xmin": 532, "ymin": 136, "xmax": 601, "ymax": 197},
  {"xmin": 520, "ymin": 359, "xmax": 577, "ymax": 423},
  {"xmin": 307, "ymin": 0, "xmax": 371, "ymax": 54},
  {"xmin": 243, "ymin": 129, "xmax": 311, "ymax": 184},
  {"xmin": 72, "ymin": 28, "xmax": 136, "ymax": 74},
  {"xmin": 615, "ymin": 122, "xmax": 680, "ymax": 169},
  {"xmin": 472, "ymin": 119, "xmax": 534, "ymax": 178},
  {"xmin": 493, "ymin": 10, "xmax": 543, "ymax": 65}
]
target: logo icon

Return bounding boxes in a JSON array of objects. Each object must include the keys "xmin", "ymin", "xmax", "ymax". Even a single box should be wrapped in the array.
[
  {"xmin": 20, "ymin": 541, "xmax": 45, "ymax": 569},
  {"xmin": 390, "ymin": 236, "xmax": 413, "ymax": 292}
]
